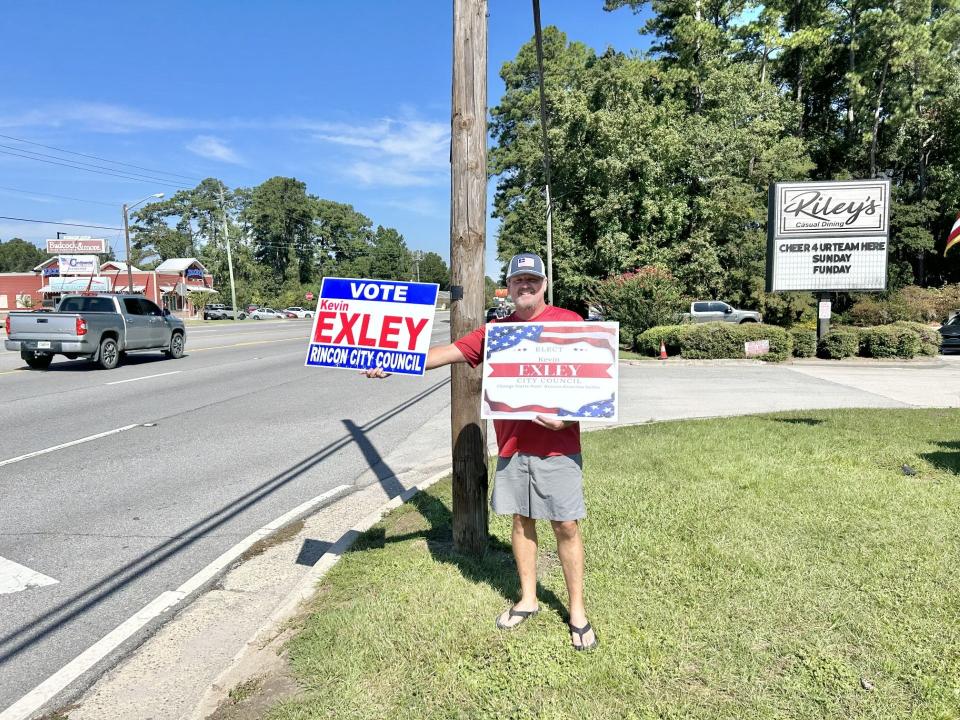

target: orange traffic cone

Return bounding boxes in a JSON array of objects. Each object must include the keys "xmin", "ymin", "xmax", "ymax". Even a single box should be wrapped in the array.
[{"xmin": 659, "ymin": 340, "xmax": 668, "ymax": 360}]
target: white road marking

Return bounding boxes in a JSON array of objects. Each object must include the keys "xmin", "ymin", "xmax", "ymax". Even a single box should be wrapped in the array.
[
  {"xmin": 105, "ymin": 371, "xmax": 181, "ymax": 386},
  {"xmin": 0, "ymin": 557, "xmax": 58, "ymax": 595},
  {"xmin": 0, "ymin": 425, "xmax": 141, "ymax": 468},
  {"xmin": 0, "ymin": 484, "xmax": 352, "ymax": 720}
]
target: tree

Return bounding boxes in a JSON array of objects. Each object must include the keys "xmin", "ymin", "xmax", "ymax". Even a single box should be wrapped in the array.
[
  {"xmin": 243, "ymin": 176, "xmax": 314, "ymax": 282},
  {"xmin": 417, "ymin": 251, "xmax": 450, "ymax": 288},
  {"xmin": 312, "ymin": 199, "xmax": 374, "ymax": 277},
  {"xmin": 369, "ymin": 226, "xmax": 410, "ymax": 280},
  {"xmin": 0, "ymin": 238, "xmax": 46, "ymax": 272},
  {"xmin": 491, "ymin": 20, "xmax": 809, "ymax": 312}
]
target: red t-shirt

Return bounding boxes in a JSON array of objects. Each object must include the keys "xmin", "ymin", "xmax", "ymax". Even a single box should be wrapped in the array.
[{"xmin": 454, "ymin": 305, "xmax": 583, "ymax": 458}]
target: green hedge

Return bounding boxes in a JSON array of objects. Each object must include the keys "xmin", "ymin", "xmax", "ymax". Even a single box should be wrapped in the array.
[
  {"xmin": 636, "ymin": 324, "xmax": 692, "ymax": 356},
  {"xmin": 817, "ymin": 328, "xmax": 859, "ymax": 359},
  {"xmin": 638, "ymin": 322, "xmax": 791, "ymax": 362},
  {"xmin": 861, "ymin": 325, "xmax": 923, "ymax": 358},
  {"xmin": 789, "ymin": 329, "xmax": 817, "ymax": 357},
  {"xmin": 640, "ymin": 322, "xmax": 938, "ymax": 361},
  {"xmin": 892, "ymin": 321, "xmax": 941, "ymax": 356}
]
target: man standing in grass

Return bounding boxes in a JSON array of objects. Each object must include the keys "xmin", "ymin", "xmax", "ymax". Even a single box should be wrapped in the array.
[{"xmin": 366, "ymin": 252, "xmax": 597, "ymax": 651}]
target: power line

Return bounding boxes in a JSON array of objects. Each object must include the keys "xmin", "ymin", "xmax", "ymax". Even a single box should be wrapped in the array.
[
  {"xmin": 0, "ymin": 132, "xmax": 204, "ymax": 183},
  {"xmin": 0, "ymin": 215, "xmax": 123, "ymax": 230},
  {"xmin": 0, "ymin": 185, "xmax": 118, "ymax": 207},
  {"xmin": 0, "ymin": 147, "xmax": 188, "ymax": 189}
]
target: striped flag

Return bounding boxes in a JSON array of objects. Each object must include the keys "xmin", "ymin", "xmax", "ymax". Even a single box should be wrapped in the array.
[{"xmin": 946, "ymin": 213, "xmax": 960, "ymax": 256}]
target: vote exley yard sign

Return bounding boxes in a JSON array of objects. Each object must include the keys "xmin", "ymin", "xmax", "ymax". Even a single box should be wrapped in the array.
[
  {"xmin": 766, "ymin": 180, "xmax": 890, "ymax": 292},
  {"xmin": 304, "ymin": 278, "xmax": 439, "ymax": 376}
]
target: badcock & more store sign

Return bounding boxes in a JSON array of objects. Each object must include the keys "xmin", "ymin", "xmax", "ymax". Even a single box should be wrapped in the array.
[
  {"xmin": 766, "ymin": 180, "xmax": 890, "ymax": 292},
  {"xmin": 46, "ymin": 237, "xmax": 108, "ymax": 254}
]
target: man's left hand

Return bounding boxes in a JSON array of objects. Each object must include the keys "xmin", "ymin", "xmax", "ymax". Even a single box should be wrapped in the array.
[{"xmin": 533, "ymin": 415, "xmax": 576, "ymax": 431}]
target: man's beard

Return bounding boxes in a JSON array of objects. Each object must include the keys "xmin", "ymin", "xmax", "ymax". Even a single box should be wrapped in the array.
[{"xmin": 513, "ymin": 292, "xmax": 539, "ymax": 311}]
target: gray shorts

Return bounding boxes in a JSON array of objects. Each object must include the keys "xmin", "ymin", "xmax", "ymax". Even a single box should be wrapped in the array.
[{"xmin": 491, "ymin": 453, "xmax": 585, "ymax": 521}]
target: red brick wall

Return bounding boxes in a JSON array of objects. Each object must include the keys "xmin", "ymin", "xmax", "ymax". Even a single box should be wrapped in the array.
[{"xmin": 0, "ymin": 274, "xmax": 43, "ymax": 311}]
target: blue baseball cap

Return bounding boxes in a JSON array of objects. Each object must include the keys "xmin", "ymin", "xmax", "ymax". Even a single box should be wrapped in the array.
[{"xmin": 506, "ymin": 252, "xmax": 546, "ymax": 280}]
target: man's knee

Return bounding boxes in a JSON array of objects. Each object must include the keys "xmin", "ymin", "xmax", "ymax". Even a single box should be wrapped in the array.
[
  {"xmin": 513, "ymin": 514, "xmax": 536, "ymax": 534},
  {"xmin": 551, "ymin": 519, "xmax": 580, "ymax": 542}
]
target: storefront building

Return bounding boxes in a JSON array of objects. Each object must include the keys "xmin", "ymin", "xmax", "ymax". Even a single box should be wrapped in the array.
[{"xmin": 0, "ymin": 258, "xmax": 217, "ymax": 318}]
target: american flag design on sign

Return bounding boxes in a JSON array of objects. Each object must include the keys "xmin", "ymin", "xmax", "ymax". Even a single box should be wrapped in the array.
[
  {"xmin": 484, "ymin": 392, "xmax": 616, "ymax": 418},
  {"xmin": 486, "ymin": 324, "xmax": 618, "ymax": 360}
]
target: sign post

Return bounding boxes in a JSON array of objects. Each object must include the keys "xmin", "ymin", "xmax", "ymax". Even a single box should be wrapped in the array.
[
  {"xmin": 817, "ymin": 295, "xmax": 832, "ymax": 339},
  {"xmin": 766, "ymin": 180, "xmax": 891, "ymax": 341}
]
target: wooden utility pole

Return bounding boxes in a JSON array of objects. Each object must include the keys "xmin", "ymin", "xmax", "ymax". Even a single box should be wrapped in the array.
[{"xmin": 450, "ymin": 0, "xmax": 488, "ymax": 555}]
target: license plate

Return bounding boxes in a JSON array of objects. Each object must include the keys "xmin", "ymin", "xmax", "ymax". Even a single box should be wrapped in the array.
[{"xmin": 36, "ymin": 341, "xmax": 51, "ymax": 349}]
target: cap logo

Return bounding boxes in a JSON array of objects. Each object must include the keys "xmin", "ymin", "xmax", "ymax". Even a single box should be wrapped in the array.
[{"xmin": 517, "ymin": 257, "xmax": 534, "ymax": 268}]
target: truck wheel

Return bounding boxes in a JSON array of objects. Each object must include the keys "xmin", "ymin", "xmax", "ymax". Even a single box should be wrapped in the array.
[
  {"xmin": 98, "ymin": 338, "xmax": 120, "ymax": 370},
  {"xmin": 238, "ymin": 313, "xmax": 246, "ymax": 320},
  {"xmin": 166, "ymin": 331, "xmax": 185, "ymax": 359},
  {"xmin": 305, "ymin": 313, "xmax": 313, "ymax": 319},
  {"xmin": 22, "ymin": 352, "xmax": 52, "ymax": 370}
]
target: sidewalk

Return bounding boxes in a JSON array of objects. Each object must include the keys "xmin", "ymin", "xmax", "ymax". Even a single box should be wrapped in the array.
[{"xmin": 44, "ymin": 355, "xmax": 960, "ymax": 718}]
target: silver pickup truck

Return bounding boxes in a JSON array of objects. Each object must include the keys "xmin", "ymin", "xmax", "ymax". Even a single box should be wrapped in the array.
[
  {"xmin": 4, "ymin": 293, "xmax": 186, "ymax": 370},
  {"xmin": 684, "ymin": 301, "xmax": 762, "ymax": 324}
]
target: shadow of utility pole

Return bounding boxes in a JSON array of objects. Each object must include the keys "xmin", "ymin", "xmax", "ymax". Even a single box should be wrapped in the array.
[{"xmin": 305, "ymin": 421, "xmax": 566, "ymax": 620}]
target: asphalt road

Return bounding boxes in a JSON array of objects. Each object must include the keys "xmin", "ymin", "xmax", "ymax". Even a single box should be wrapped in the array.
[{"xmin": 0, "ymin": 317, "xmax": 454, "ymax": 711}]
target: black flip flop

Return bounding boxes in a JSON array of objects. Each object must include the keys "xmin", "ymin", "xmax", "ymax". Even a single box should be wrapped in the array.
[
  {"xmin": 569, "ymin": 621, "xmax": 598, "ymax": 651},
  {"xmin": 495, "ymin": 605, "xmax": 540, "ymax": 630}
]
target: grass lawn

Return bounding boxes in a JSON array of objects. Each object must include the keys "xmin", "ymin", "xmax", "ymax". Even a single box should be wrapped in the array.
[{"xmin": 270, "ymin": 409, "xmax": 960, "ymax": 720}]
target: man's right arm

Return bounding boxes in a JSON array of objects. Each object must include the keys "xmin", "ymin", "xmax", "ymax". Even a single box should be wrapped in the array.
[
  {"xmin": 364, "ymin": 342, "xmax": 467, "ymax": 378},
  {"xmin": 425, "ymin": 343, "xmax": 467, "ymax": 370}
]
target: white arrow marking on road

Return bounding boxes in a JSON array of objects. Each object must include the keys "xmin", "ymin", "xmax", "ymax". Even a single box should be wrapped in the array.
[
  {"xmin": 0, "ymin": 424, "xmax": 141, "ymax": 468},
  {"xmin": 0, "ymin": 556, "xmax": 58, "ymax": 595},
  {"xmin": 105, "ymin": 371, "xmax": 181, "ymax": 386}
]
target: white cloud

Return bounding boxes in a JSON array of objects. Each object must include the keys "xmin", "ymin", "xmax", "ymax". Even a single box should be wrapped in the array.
[
  {"xmin": 346, "ymin": 161, "xmax": 435, "ymax": 188},
  {"xmin": 383, "ymin": 196, "xmax": 442, "ymax": 217},
  {"xmin": 0, "ymin": 102, "xmax": 197, "ymax": 133},
  {"xmin": 313, "ymin": 117, "xmax": 449, "ymax": 188},
  {"xmin": 185, "ymin": 135, "xmax": 243, "ymax": 164}
]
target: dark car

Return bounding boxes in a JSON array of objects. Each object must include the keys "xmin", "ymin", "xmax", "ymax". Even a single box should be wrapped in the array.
[{"xmin": 939, "ymin": 314, "xmax": 960, "ymax": 353}]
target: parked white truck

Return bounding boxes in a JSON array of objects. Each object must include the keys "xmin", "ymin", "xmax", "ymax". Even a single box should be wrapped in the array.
[
  {"xmin": 5, "ymin": 293, "xmax": 186, "ymax": 370},
  {"xmin": 683, "ymin": 301, "xmax": 762, "ymax": 324}
]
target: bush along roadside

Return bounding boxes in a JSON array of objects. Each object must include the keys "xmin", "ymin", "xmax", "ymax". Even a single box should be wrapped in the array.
[
  {"xmin": 637, "ymin": 322, "xmax": 941, "ymax": 360},
  {"xmin": 637, "ymin": 322, "xmax": 791, "ymax": 362},
  {"xmin": 815, "ymin": 324, "xmax": 940, "ymax": 359},
  {"xmin": 790, "ymin": 328, "xmax": 817, "ymax": 358}
]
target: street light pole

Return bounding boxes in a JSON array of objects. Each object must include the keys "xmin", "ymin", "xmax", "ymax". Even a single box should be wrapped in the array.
[
  {"xmin": 218, "ymin": 183, "xmax": 239, "ymax": 322},
  {"xmin": 122, "ymin": 203, "xmax": 133, "ymax": 292},
  {"xmin": 122, "ymin": 193, "xmax": 164, "ymax": 293}
]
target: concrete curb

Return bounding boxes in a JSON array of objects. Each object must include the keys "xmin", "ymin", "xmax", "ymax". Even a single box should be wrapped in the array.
[{"xmin": 189, "ymin": 467, "xmax": 453, "ymax": 720}]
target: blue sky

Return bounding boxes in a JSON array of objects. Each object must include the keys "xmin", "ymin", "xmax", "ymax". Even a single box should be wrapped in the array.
[{"xmin": 0, "ymin": 1, "xmax": 651, "ymax": 278}]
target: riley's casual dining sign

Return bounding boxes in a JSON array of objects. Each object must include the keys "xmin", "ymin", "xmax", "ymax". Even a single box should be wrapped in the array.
[{"xmin": 766, "ymin": 180, "xmax": 890, "ymax": 292}]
